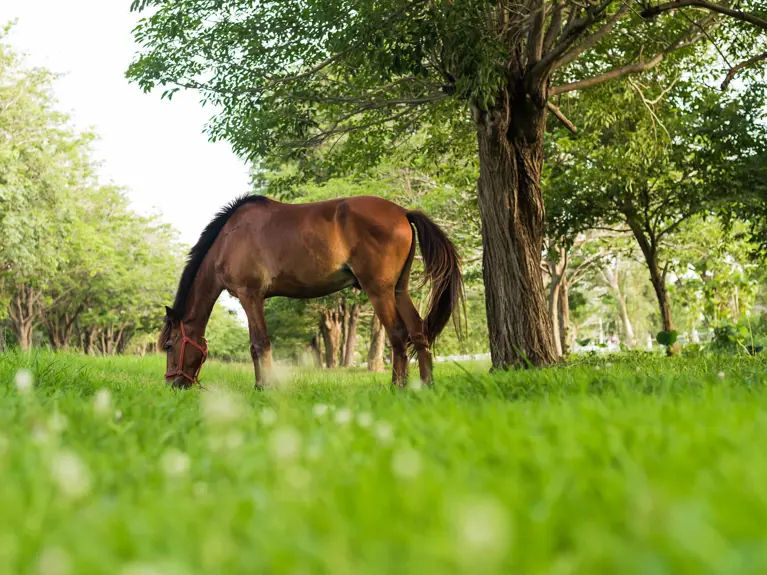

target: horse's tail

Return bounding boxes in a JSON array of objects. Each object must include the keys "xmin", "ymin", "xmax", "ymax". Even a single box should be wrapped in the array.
[{"xmin": 406, "ymin": 211, "xmax": 465, "ymax": 345}]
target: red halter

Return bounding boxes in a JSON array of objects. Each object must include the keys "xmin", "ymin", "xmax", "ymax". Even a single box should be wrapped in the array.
[{"xmin": 165, "ymin": 321, "xmax": 208, "ymax": 387}]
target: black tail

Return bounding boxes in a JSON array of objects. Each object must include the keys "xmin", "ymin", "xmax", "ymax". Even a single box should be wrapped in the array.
[{"xmin": 406, "ymin": 211, "xmax": 465, "ymax": 345}]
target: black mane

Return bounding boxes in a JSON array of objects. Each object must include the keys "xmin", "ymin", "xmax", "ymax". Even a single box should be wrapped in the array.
[{"xmin": 169, "ymin": 194, "xmax": 268, "ymax": 318}]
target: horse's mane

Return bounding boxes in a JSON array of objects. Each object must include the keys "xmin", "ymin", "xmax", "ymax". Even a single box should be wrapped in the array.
[{"xmin": 160, "ymin": 194, "xmax": 269, "ymax": 346}]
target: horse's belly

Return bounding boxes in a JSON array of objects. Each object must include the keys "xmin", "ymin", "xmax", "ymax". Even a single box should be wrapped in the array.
[{"xmin": 265, "ymin": 267, "xmax": 357, "ymax": 299}]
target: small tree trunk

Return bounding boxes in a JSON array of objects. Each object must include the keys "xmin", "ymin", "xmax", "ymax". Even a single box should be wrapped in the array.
[
  {"xmin": 308, "ymin": 334, "xmax": 322, "ymax": 367},
  {"xmin": 628, "ymin": 221, "xmax": 678, "ymax": 355},
  {"xmin": 616, "ymin": 293, "xmax": 635, "ymax": 348},
  {"xmin": 648, "ymin": 263, "xmax": 677, "ymax": 355},
  {"xmin": 558, "ymin": 278, "xmax": 571, "ymax": 354},
  {"xmin": 367, "ymin": 314, "xmax": 386, "ymax": 372},
  {"xmin": 17, "ymin": 323, "xmax": 33, "ymax": 352},
  {"xmin": 83, "ymin": 328, "xmax": 94, "ymax": 355},
  {"xmin": 8, "ymin": 286, "xmax": 42, "ymax": 352},
  {"xmin": 475, "ymin": 89, "xmax": 557, "ymax": 369},
  {"xmin": 340, "ymin": 301, "xmax": 350, "ymax": 365},
  {"xmin": 319, "ymin": 308, "xmax": 342, "ymax": 368},
  {"xmin": 601, "ymin": 263, "xmax": 636, "ymax": 348},
  {"xmin": 342, "ymin": 303, "xmax": 359, "ymax": 367},
  {"xmin": 547, "ymin": 275, "xmax": 562, "ymax": 357}
]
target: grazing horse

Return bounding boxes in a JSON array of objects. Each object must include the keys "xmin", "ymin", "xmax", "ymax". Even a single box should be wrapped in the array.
[{"xmin": 160, "ymin": 194, "xmax": 464, "ymax": 389}]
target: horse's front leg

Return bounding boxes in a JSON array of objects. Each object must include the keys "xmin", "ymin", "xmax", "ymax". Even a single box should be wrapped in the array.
[{"xmin": 240, "ymin": 291, "xmax": 272, "ymax": 390}]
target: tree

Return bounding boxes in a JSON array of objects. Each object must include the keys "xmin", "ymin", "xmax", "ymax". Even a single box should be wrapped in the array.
[
  {"xmin": 546, "ymin": 75, "xmax": 767, "ymax": 354},
  {"xmin": 127, "ymin": 0, "xmax": 766, "ymax": 367}
]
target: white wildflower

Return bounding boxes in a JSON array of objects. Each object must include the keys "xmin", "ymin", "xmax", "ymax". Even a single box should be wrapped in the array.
[
  {"xmin": 451, "ymin": 496, "xmax": 512, "ymax": 563},
  {"xmin": 201, "ymin": 390, "xmax": 242, "ymax": 426},
  {"xmin": 356, "ymin": 412, "xmax": 373, "ymax": 428},
  {"xmin": 268, "ymin": 426, "xmax": 302, "ymax": 461},
  {"xmin": 161, "ymin": 449, "xmax": 190, "ymax": 478},
  {"xmin": 15, "ymin": 369, "xmax": 34, "ymax": 394},
  {"xmin": 334, "ymin": 407, "xmax": 352, "ymax": 425},
  {"xmin": 391, "ymin": 447, "xmax": 422, "ymax": 479},
  {"xmin": 373, "ymin": 421, "xmax": 394, "ymax": 446},
  {"xmin": 718, "ymin": 371, "xmax": 726, "ymax": 380},
  {"xmin": 48, "ymin": 411, "xmax": 68, "ymax": 435},
  {"xmin": 50, "ymin": 450, "xmax": 91, "ymax": 499},
  {"xmin": 312, "ymin": 404, "xmax": 329, "ymax": 418},
  {"xmin": 92, "ymin": 389, "xmax": 112, "ymax": 417},
  {"xmin": 37, "ymin": 547, "xmax": 71, "ymax": 575},
  {"xmin": 260, "ymin": 407, "xmax": 278, "ymax": 426}
]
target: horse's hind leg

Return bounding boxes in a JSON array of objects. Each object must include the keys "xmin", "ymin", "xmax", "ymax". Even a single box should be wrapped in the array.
[
  {"xmin": 238, "ymin": 291, "xmax": 272, "ymax": 390},
  {"xmin": 365, "ymin": 289, "xmax": 409, "ymax": 387},
  {"xmin": 395, "ymin": 290, "xmax": 433, "ymax": 385}
]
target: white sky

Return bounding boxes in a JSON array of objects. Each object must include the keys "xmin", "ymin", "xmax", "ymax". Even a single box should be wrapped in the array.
[{"xmin": 1, "ymin": 0, "xmax": 252, "ymax": 247}]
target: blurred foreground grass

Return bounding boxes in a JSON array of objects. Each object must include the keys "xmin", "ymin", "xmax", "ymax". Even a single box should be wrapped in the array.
[{"xmin": 1, "ymin": 351, "xmax": 767, "ymax": 574}]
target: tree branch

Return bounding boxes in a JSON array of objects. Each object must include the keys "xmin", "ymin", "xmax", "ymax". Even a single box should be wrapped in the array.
[
  {"xmin": 552, "ymin": 9, "xmax": 718, "ymax": 95},
  {"xmin": 641, "ymin": 0, "xmax": 767, "ymax": 29},
  {"xmin": 721, "ymin": 50, "xmax": 767, "ymax": 89},
  {"xmin": 554, "ymin": 0, "xmax": 634, "ymax": 71},
  {"xmin": 546, "ymin": 100, "xmax": 578, "ymax": 132},
  {"xmin": 542, "ymin": 1, "xmax": 564, "ymax": 54},
  {"xmin": 528, "ymin": 0, "xmax": 617, "ymax": 90},
  {"xmin": 551, "ymin": 52, "xmax": 664, "ymax": 94},
  {"xmin": 527, "ymin": 0, "xmax": 547, "ymax": 65}
]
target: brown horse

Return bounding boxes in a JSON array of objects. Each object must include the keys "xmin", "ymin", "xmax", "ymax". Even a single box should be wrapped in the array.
[{"xmin": 160, "ymin": 194, "xmax": 464, "ymax": 389}]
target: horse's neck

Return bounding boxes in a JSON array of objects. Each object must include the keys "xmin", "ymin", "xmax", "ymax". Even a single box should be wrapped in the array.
[{"xmin": 182, "ymin": 257, "xmax": 222, "ymax": 338}]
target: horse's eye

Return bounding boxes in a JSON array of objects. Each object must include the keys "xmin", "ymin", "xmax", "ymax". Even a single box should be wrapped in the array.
[{"xmin": 164, "ymin": 342, "xmax": 173, "ymax": 352}]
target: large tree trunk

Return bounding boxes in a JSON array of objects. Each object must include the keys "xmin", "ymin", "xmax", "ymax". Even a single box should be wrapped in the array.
[
  {"xmin": 319, "ymin": 308, "xmax": 342, "ymax": 368},
  {"xmin": 475, "ymin": 90, "xmax": 557, "ymax": 369},
  {"xmin": 367, "ymin": 313, "xmax": 386, "ymax": 372},
  {"xmin": 341, "ymin": 303, "xmax": 359, "ymax": 367}
]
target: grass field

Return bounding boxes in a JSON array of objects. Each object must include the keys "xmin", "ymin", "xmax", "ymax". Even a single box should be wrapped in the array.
[{"xmin": 2, "ymin": 351, "xmax": 767, "ymax": 574}]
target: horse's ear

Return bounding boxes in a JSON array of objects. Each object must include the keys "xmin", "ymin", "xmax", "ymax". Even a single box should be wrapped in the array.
[{"xmin": 165, "ymin": 306, "xmax": 178, "ymax": 323}]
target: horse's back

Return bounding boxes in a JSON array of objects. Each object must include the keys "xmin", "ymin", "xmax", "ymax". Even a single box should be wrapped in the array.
[{"xmin": 214, "ymin": 195, "xmax": 412, "ymax": 298}]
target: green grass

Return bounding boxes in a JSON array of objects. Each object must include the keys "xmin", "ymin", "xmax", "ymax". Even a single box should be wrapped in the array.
[{"xmin": 2, "ymin": 351, "xmax": 767, "ymax": 574}]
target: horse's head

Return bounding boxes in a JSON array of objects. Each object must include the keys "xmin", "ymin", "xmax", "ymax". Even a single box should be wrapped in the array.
[{"xmin": 160, "ymin": 306, "xmax": 208, "ymax": 389}]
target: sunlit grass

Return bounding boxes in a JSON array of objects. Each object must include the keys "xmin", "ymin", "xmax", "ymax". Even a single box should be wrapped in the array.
[{"xmin": 1, "ymin": 350, "xmax": 766, "ymax": 574}]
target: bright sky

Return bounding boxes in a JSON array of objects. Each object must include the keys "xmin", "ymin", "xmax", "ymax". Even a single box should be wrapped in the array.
[{"xmin": 1, "ymin": 0, "xmax": 252, "ymax": 247}]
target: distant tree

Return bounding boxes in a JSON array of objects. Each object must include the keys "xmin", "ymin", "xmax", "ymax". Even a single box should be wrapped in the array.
[{"xmin": 546, "ymin": 77, "xmax": 767, "ymax": 353}]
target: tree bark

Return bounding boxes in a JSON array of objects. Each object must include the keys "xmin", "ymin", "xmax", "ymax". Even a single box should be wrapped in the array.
[
  {"xmin": 475, "ymin": 88, "xmax": 557, "ymax": 369},
  {"xmin": 367, "ymin": 313, "xmax": 386, "ymax": 372},
  {"xmin": 8, "ymin": 285, "xmax": 43, "ymax": 352},
  {"xmin": 627, "ymin": 220, "xmax": 678, "ymax": 355},
  {"xmin": 548, "ymin": 275, "xmax": 562, "ymax": 357},
  {"xmin": 82, "ymin": 328, "xmax": 95, "ymax": 355},
  {"xmin": 546, "ymin": 246, "xmax": 567, "ymax": 358},
  {"xmin": 319, "ymin": 308, "xmax": 342, "ymax": 368},
  {"xmin": 340, "ymin": 301, "xmax": 351, "ymax": 365},
  {"xmin": 601, "ymin": 263, "xmax": 636, "ymax": 348},
  {"xmin": 308, "ymin": 334, "xmax": 322, "ymax": 367},
  {"xmin": 558, "ymin": 277, "xmax": 571, "ymax": 354},
  {"xmin": 342, "ymin": 303, "xmax": 359, "ymax": 367}
]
